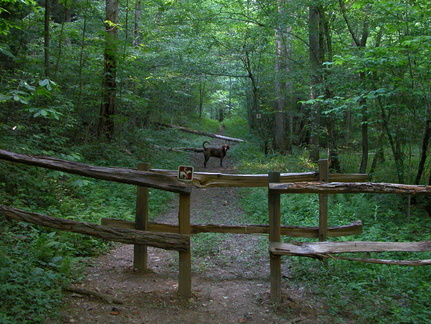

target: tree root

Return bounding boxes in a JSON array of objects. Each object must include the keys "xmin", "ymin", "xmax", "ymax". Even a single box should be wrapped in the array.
[{"xmin": 65, "ymin": 286, "xmax": 124, "ymax": 304}]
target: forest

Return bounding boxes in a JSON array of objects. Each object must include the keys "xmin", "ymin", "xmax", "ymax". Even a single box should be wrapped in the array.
[{"xmin": 1, "ymin": 0, "xmax": 431, "ymax": 323}]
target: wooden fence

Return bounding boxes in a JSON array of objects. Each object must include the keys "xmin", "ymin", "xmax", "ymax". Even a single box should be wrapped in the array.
[
  {"xmin": 268, "ymin": 159, "xmax": 431, "ymax": 303},
  {"xmin": 0, "ymin": 149, "xmax": 366, "ymax": 298},
  {"xmin": 2, "ymin": 149, "xmax": 431, "ymax": 302},
  {"xmin": 0, "ymin": 150, "xmax": 195, "ymax": 297}
]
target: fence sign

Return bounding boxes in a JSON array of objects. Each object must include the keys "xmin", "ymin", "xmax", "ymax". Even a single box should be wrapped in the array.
[{"xmin": 178, "ymin": 166, "xmax": 194, "ymax": 182}]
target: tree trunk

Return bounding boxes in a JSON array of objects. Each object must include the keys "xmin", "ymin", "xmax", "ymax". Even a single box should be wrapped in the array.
[
  {"xmin": 273, "ymin": 0, "xmax": 291, "ymax": 152},
  {"xmin": 44, "ymin": 0, "xmax": 50, "ymax": 77},
  {"xmin": 53, "ymin": 0, "xmax": 71, "ymax": 78},
  {"xmin": 308, "ymin": 4, "xmax": 322, "ymax": 162},
  {"xmin": 358, "ymin": 18, "xmax": 369, "ymax": 173},
  {"xmin": 98, "ymin": 0, "xmax": 119, "ymax": 140},
  {"xmin": 359, "ymin": 95, "xmax": 369, "ymax": 173},
  {"xmin": 416, "ymin": 120, "xmax": 431, "ymax": 184},
  {"xmin": 339, "ymin": 0, "xmax": 370, "ymax": 173},
  {"xmin": 370, "ymin": 130, "xmax": 385, "ymax": 175},
  {"xmin": 77, "ymin": 10, "xmax": 88, "ymax": 116},
  {"xmin": 242, "ymin": 50, "xmax": 264, "ymax": 141},
  {"xmin": 320, "ymin": 9, "xmax": 341, "ymax": 170},
  {"xmin": 153, "ymin": 122, "xmax": 245, "ymax": 142},
  {"xmin": 380, "ymin": 104, "xmax": 404, "ymax": 183},
  {"xmin": 198, "ymin": 78, "xmax": 206, "ymax": 118},
  {"xmin": 133, "ymin": 0, "xmax": 142, "ymax": 47}
]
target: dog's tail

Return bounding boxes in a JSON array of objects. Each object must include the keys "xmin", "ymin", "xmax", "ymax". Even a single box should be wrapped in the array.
[{"xmin": 203, "ymin": 141, "xmax": 210, "ymax": 149}]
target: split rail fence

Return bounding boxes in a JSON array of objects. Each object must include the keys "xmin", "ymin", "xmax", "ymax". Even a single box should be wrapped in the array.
[
  {"xmin": 1, "ymin": 149, "xmax": 431, "ymax": 302},
  {"xmin": 268, "ymin": 160, "xmax": 431, "ymax": 303}
]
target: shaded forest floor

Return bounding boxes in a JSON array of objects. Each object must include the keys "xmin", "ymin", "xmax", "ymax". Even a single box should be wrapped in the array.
[{"xmin": 56, "ymin": 143, "xmax": 323, "ymax": 324}]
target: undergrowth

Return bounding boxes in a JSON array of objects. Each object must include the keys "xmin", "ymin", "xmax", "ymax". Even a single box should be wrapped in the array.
[
  {"xmin": 0, "ymin": 119, "xmax": 209, "ymax": 322},
  {"xmin": 1, "ymin": 116, "xmax": 431, "ymax": 323},
  {"xmin": 235, "ymin": 136, "xmax": 431, "ymax": 323}
]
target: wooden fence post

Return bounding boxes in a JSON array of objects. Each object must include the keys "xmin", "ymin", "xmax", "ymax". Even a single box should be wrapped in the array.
[
  {"xmin": 134, "ymin": 163, "xmax": 150, "ymax": 272},
  {"xmin": 268, "ymin": 172, "xmax": 281, "ymax": 303},
  {"xmin": 178, "ymin": 192, "xmax": 192, "ymax": 298},
  {"xmin": 318, "ymin": 159, "xmax": 329, "ymax": 242}
]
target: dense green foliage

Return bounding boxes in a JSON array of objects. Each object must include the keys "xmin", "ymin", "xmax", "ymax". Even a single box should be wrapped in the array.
[
  {"xmin": 2, "ymin": 0, "xmax": 431, "ymax": 322},
  {"xmin": 237, "ymin": 142, "xmax": 431, "ymax": 323},
  {"xmin": 1, "ymin": 0, "xmax": 431, "ymax": 169}
]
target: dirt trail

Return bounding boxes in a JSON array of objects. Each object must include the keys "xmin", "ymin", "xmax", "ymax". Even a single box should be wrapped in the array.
[{"xmin": 57, "ymin": 142, "xmax": 318, "ymax": 324}]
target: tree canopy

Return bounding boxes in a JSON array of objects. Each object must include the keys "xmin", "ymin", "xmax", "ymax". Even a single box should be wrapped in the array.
[{"xmin": 1, "ymin": 0, "xmax": 431, "ymax": 182}]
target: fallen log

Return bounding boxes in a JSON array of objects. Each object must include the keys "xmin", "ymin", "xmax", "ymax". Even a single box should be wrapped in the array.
[
  {"xmin": 269, "ymin": 181, "xmax": 431, "ymax": 195},
  {"xmin": 152, "ymin": 145, "xmax": 203, "ymax": 153},
  {"xmin": 0, "ymin": 205, "xmax": 190, "ymax": 252},
  {"xmin": 154, "ymin": 122, "xmax": 245, "ymax": 143},
  {"xmin": 0, "ymin": 149, "xmax": 190, "ymax": 194},
  {"xmin": 101, "ymin": 218, "xmax": 362, "ymax": 238}
]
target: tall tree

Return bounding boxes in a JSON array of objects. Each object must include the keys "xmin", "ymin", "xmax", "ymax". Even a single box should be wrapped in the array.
[
  {"xmin": 133, "ymin": 0, "xmax": 142, "ymax": 47},
  {"xmin": 308, "ymin": 2, "xmax": 322, "ymax": 162},
  {"xmin": 339, "ymin": 0, "xmax": 369, "ymax": 173},
  {"xmin": 273, "ymin": 0, "xmax": 291, "ymax": 152},
  {"xmin": 44, "ymin": 0, "xmax": 50, "ymax": 77},
  {"xmin": 98, "ymin": 0, "xmax": 119, "ymax": 140}
]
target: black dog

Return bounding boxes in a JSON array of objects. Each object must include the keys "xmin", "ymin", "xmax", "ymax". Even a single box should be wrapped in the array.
[{"xmin": 203, "ymin": 141, "xmax": 230, "ymax": 168}]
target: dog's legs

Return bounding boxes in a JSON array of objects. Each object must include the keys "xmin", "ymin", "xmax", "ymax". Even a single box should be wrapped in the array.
[{"xmin": 204, "ymin": 155, "xmax": 210, "ymax": 168}]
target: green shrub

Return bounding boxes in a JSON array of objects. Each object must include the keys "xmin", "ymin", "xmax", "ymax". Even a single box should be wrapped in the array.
[
  {"xmin": 0, "ymin": 255, "xmax": 64, "ymax": 323},
  {"xmin": 0, "ymin": 221, "xmax": 76, "ymax": 323}
]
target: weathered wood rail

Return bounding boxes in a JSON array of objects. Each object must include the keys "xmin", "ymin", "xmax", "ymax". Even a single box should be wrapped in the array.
[
  {"xmin": 268, "ymin": 160, "xmax": 431, "ymax": 303},
  {"xmin": 0, "ymin": 149, "xmax": 367, "ymax": 190},
  {"xmin": 152, "ymin": 169, "xmax": 369, "ymax": 188},
  {"xmin": 0, "ymin": 149, "xmax": 190, "ymax": 193},
  {"xmin": 269, "ymin": 181, "xmax": 431, "ymax": 195},
  {"xmin": 270, "ymin": 241, "xmax": 431, "ymax": 255},
  {"xmin": 101, "ymin": 218, "xmax": 363, "ymax": 237},
  {"xmin": 0, "ymin": 205, "xmax": 189, "ymax": 251},
  {"xmin": 269, "ymin": 241, "xmax": 431, "ymax": 266}
]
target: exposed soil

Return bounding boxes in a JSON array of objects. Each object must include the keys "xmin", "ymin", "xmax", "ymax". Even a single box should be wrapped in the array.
[{"xmin": 56, "ymin": 141, "xmax": 322, "ymax": 324}]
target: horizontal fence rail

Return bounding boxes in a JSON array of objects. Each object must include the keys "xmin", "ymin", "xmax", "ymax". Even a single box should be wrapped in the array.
[
  {"xmin": 268, "ymin": 163, "xmax": 431, "ymax": 303},
  {"xmin": 0, "ymin": 205, "xmax": 190, "ymax": 251},
  {"xmin": 101, "ymin": 218, "xmax": 363, "ymax": 238},
  {"xmin": 0, "ymin": 149, "xmax": 191, "ymax": 194},
  {"xmin": 269, "ymin": 181, "xmax": 431, "ymax": 195},
  {"xmin": 152, "ymin": 169, "xmax": 369, "ymax": 188},
  {"xmin": 269, "ymin": 241, "xmax": 431, "ymax": 266},
  {"xmin": 0, "ymin": 149, "xmax": 369, "ymax": 190},
  {"xmin": 270, "ymin": 241, "xmax": 431, "ymax": 255}
]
